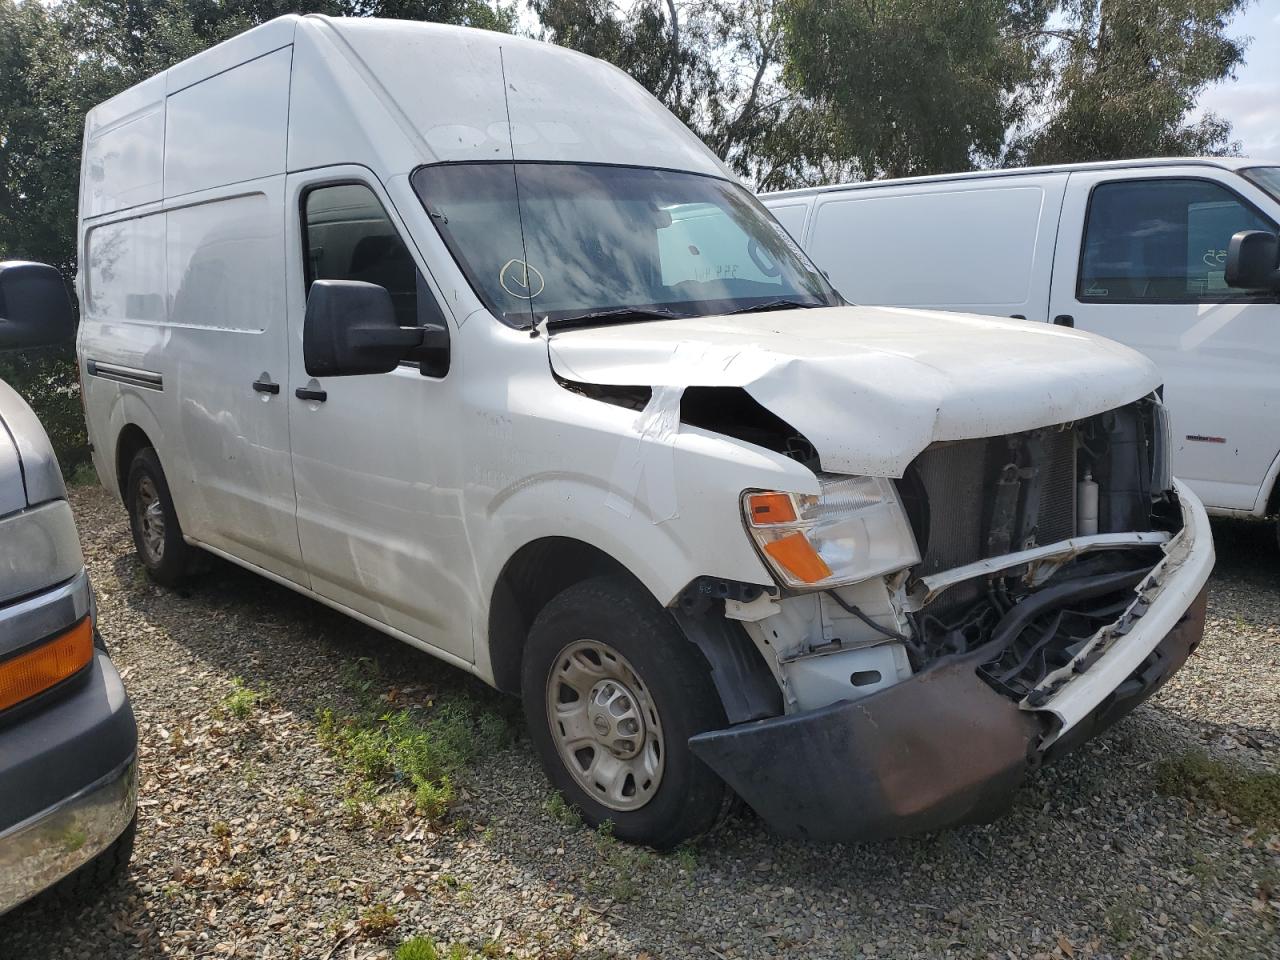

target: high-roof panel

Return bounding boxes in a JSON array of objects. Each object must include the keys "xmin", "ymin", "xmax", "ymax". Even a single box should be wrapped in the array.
[{"xmin": 317, "ymin": 16, "xmax": 728, "ymax": 176}]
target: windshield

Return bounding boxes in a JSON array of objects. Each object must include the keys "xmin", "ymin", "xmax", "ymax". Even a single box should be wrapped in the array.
[
  {"xmin": 1242, "ymin": 166, "xmax": 1280, "ymax": 204},
  {"xmin": 411, "ymin": 162, "xmax": 840, "ymax": 327}
]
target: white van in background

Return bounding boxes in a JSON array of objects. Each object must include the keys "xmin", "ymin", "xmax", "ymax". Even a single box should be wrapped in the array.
[
  {"xmin": 77, "ymin": 16, "xmax": 1214, "ymax": 848},
  {"xmin": 762, "ymin": 159, "xmax": 1280, "ymax": 542}
]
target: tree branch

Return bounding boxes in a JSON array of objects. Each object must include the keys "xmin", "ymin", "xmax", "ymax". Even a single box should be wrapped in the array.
[{"xmin": 656, "ymin": 0, "xmax": 680, "ymax": 102}]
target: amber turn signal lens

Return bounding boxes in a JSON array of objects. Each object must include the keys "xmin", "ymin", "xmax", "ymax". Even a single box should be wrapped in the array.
[
  {"xmin": 747, "ymin": 492, "xmax": 798, "ymax": 525},
  {"xmin": 0, "ymin": 617, "xmax": 94, "ymax": 712},
  {"xmin": 763, "ymin": 531, "xmax": 833, "ymax": 584}
]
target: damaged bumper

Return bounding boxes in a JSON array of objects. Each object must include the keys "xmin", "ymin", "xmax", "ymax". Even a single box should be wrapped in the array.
[{"xmin": 689, "ymin": 481, "xmax": 1213, "ymax": 842}]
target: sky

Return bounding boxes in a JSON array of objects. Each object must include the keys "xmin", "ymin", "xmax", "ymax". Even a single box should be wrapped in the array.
[{"xmin": 1196, "ymin": 0, "xmax": 1280, "ymax": 159}]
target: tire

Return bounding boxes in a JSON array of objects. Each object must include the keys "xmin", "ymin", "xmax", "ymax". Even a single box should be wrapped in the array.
[
  {"xmin": 48, "ymin": 814, "xmax": 136, "ymax": 906},
  {"xmin": 125, "ymin": 447, "xmax": 195, "ymax": 586},
  {"xmin": 521, "ymin": 575, "xmax": 728, "ymax": 849}
]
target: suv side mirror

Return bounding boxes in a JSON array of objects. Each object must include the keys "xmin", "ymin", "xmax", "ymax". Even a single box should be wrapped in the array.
[
  {"xmin": 0, "ymin": 261, "xmax": 75, "ymax": 350},
  {"xmin": 303, "ymin": 280, "xmax": 449, "ymax": 377},
  {"xmin": 1224, "ymin": 230, "xmax": 1280, "ymax": 291}
]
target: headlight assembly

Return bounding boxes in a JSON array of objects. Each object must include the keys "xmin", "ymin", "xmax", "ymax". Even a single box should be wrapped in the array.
[
  {"xmin": 0, "ymin": 500, "xmax": 85, "ymax": 605},
  {"xmin": 742, "ymin": 475, "xmax": 920, "ymax": 590}
]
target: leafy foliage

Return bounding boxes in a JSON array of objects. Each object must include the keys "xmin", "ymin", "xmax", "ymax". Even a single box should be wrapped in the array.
[
  {"xmin": 1013, "ymin": 0, "xmax": 1250, "ymax": 163},
  {"xmin": 781, "ymin": 0, "xmax": 1051, "ymax": 178}
]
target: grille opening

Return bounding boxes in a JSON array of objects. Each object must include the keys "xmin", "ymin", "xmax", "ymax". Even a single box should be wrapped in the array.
[{"xmin": 901, "ymin": 397, "xmax": 1180, "ymax": 697}]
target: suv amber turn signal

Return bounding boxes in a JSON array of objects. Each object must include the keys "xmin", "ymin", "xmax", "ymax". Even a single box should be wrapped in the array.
[{"xmin": 0, "ymin": 616, "xmax": 94, "ymax": 712}]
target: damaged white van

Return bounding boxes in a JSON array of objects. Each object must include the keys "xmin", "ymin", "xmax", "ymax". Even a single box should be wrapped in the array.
[{"xmin": 77, "ymin": 15, "xmax": 1214, "ymax": 847}]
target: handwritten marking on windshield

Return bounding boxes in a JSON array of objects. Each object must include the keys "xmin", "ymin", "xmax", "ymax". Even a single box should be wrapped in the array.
[{"xmin": 500, "ymin": 259, "xmax": 545, "ymax": 299}]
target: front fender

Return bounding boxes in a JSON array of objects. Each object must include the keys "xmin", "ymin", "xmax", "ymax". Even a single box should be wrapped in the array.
[{"xmin": 477, "ymin": 425, "xmax": 809, "ymax": 609}]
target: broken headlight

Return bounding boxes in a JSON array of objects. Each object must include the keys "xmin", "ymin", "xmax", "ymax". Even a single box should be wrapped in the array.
[{"xmin": 742, "ymin": 475, "xmax": 920, "ymax": 590}]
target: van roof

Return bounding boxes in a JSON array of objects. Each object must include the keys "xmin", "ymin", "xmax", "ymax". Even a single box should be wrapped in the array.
[
  {"xmin": 760, "ymin": 156, "xmax": 1280, "ymax": 200},
  {"xmin": 82, "ymin": 15, "xmax": 729, "ymax": 220}
]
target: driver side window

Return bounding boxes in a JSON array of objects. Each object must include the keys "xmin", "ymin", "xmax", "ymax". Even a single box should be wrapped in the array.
[{"xmin": 302, "ymin": 182, "xmax": 445, "ymax": 328}]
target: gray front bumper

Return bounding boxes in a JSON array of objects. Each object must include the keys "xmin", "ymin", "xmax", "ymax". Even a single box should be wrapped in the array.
[{"xmin": 0, "ymin": 645, "xmax": 138, "ymax": 915}]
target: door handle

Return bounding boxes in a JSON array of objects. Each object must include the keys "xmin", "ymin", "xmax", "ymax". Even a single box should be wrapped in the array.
[
  {"xmin": 1053, "ymin": 314, "xmax": 1075, "ymax": 327},
  {"xmin": 295, "ymin": 386, "xmax": 327, "ymax": 402},
  {"xmin": 252, "ymin": 377, "xmax": 280, "ymax": 395}
]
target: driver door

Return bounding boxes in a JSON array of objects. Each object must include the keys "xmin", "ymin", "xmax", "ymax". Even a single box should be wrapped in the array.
[{"xmin": 284, "ymin": 168, "xmax": 471, "ymax": 660}]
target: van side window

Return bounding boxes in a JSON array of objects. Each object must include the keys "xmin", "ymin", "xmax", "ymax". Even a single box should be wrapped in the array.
[
  {"xmin": 1079, "ymin": 178, "xmax": 1277, "ymax": 303},
  {"xmin": 302, "ymin": 183, "xmax": 446, "ymax": 328}
]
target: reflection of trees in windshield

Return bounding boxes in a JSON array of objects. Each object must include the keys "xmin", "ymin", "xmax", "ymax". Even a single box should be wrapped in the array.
[{"xmin": 412, "ymin": 162, "xmax": 838, "ymax": 326}]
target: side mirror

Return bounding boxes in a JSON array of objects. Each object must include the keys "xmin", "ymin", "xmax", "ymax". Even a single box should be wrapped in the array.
[
  {"xmin": 0, "ymin": 261, "xmax": 75, "ymax": 350},
  {"xmin": 1224, "ymin": 230, "xmax": 1280, "ymax": 291},
  {"xmin": 304, "ymin": 280, "xmax": 448, "ymax": 377}
]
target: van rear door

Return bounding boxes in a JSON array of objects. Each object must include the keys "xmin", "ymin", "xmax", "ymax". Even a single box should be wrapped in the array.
[{"xmin": 1049, "ymin": 168, "xmax": 1280, "ymax": 514}]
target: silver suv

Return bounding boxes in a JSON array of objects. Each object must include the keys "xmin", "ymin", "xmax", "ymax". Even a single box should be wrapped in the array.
[{"xmin": 0, "ymin": 261, "xmax": 137, "ymax": 915}]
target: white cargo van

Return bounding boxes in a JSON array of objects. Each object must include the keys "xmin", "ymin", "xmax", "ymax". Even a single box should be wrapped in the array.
[
  {"xmin": 762, "ymin": 159, "xmax": 1280, "ymax": 542},
  {"xmin": 78, "ymin": 16, "xmax": 1214, "ymax": 847}
]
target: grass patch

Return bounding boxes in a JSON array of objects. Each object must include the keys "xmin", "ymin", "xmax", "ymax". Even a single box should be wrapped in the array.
[
  {"xmin": 1155, "ymin": 750, "xmax": 1280, "ymax": 830},
  {"xmin": 395, "ymin": 938, "xmax": 480, "ymax": 960},
  {"xmin": 589, "ymin": 820, "xmax": 656, "ymax": 903},
  {"xmin": 222, "ymin": 677, "xmax": 264, "ymax": 719},
  {"xmin": 357, "ymin": 903, "xmax": 399, "ymax": 939},
  {"xmin": 543, "ymin": 790, "xmax": 582, "ymax": 829},
  {"xmin": 318, "ymin": 693, "xmax": 513, "ymax": 826},
  {"xmin": 673, "ymin": 842, "xmax": 698, "ymax": 873},
  {"xmin": 1103, "ymin": 893, "xmax": 1141, "ymax": 944}
]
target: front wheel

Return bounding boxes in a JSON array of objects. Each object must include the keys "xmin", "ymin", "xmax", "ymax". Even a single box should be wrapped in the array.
[{"xmin": 521, "ymin": 576, "xmax": 729, "ymax": 849}]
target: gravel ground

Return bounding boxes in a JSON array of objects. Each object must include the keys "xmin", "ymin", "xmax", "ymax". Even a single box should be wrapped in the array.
[{"xmin": 2, "ymin": 484, "xmax": 1277, "ymax": 960}]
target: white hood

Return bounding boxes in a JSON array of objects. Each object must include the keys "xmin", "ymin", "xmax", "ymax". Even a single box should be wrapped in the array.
[{"xmin": 548, "ymin": 305, "xmax": 1161, "ymax": 477}]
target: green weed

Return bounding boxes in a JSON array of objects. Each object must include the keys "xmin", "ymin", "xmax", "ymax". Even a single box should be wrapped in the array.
[
  {"xmin": 317, "ymin": 693, "xmax": 512, "ymax": 826},
  {"xmin": 395, "ymin": 938, "xmax": 479, "ymax": 960},
  {"xmin": 222, "ymin": 677, "xmax": 264, "ymax": 719},
  {"xmin": 543, "ymin": 790, "xmax": 582, "ymax": 829},
  {"xmin": 357, "ymin": 902, "xmax": 399, "ymax": 939}
]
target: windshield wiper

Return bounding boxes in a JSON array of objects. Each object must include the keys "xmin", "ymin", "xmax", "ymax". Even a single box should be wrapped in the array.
[
  {"xmin": 726, "ymin": 298, "xmax": 823, "ymax": 315},
  {"xmin": 544, "ymin": 307, "xmax": 681, "ymax": 331}
]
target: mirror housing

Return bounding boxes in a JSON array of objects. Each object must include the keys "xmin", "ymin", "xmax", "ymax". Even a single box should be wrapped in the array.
[
  {"xmin": 0, "ymin": 261, "xmax": 75, "ymax": 350},
  {"xmin": 1224, "ymin": 230, "xmax": 1280, "ymax": 291},
  {"xmin": 304, "ymin": 280, "xmax": 449, "ymax": 377}
]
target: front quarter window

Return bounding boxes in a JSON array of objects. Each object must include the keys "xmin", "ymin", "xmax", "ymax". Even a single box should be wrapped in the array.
[{"xmin": 411, "ymin": 162, "xmax": 840, "ymax": 327}]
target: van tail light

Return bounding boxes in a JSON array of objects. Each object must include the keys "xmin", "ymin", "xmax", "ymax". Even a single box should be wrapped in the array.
[{"xmin": 0, "ymin": 617, "xmax": 94, "ymax": 712}]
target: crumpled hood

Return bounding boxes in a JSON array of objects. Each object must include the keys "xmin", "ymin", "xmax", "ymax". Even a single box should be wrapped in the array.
[{"xmin": 548, "ymin": 305, "xmax": 1161, "ymax": 477}]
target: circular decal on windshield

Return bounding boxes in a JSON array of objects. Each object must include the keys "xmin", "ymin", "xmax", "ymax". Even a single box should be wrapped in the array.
[{"xmin": 499, "ymin": 259, "xmax": 545, "ymax": 300}]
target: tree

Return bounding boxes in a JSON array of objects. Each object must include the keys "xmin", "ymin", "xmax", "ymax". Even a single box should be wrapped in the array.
[
  {"xmin": 1013, "ymin": 0, "xmax": 1249, "ymax": 164},
  {"xmin": 780, "ymin": 0, "xmax": 1052, "ymax": 179}
]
